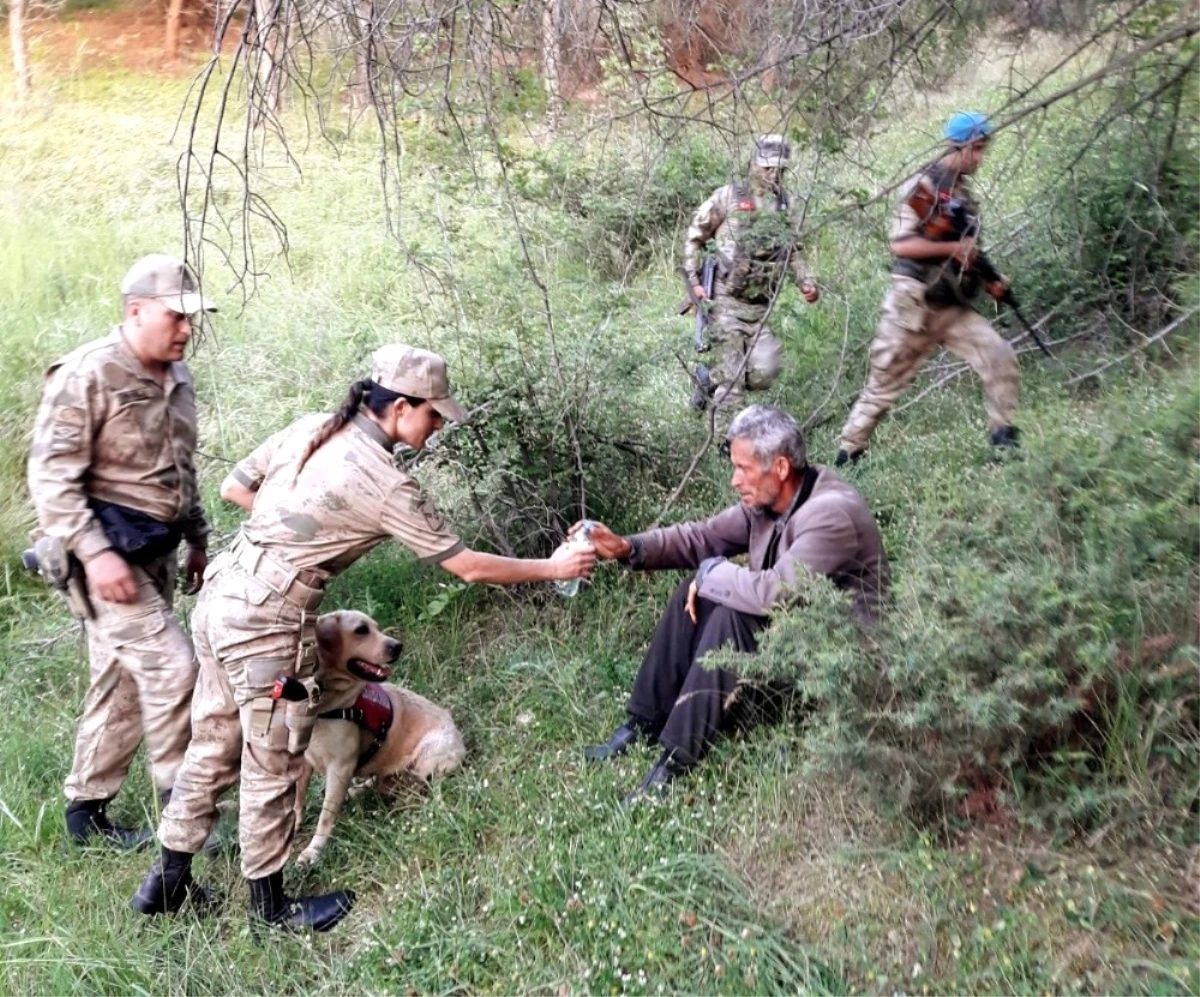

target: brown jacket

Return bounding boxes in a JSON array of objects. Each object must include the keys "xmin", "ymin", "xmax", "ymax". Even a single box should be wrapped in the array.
[
  {"xmin": 627, "ymin": 466, "xmax": 888, "ymax": 622},
  {"xmin": 27, "ymin": 329, "xmax": 208, "ymax": 562}
]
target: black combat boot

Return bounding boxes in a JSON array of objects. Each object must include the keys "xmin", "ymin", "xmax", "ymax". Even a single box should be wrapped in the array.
[
  {"xmin": 132, "ymin": 847, "xmax": 213, "ymax": 915},
  {"xmin": 990, "ymin": 425, "xmax": 1020, "ymax": 449},
  {"xmin": 583, "ymin": 723, "xmax": 642, "ymax": 763},
  {"xmin": 249, "ymin": 871, "xmax": 356, "ymax": 934},
  {"xmin": 621, "ymin": 751, "xmax": 689, "ymax": 808},
  {"xmin": 834, "ymin": 448, "xmax": 863, "ymax": 469},
  {"xmin": 65, "ymin": 798, "xmax": 153, "ymax": 850}
]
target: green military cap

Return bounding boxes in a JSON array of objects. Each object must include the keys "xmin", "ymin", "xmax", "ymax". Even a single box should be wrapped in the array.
[
  {"xmin": 753, "ymin": 134, "xmax": 791, "ymax": 168},
  {"xmin": 120, "ymin": 254, "xmax": 215, "ymax": 315},
  {"xmin": 371, "ymin": 344, "xmax": 468, "ymax": 423}
]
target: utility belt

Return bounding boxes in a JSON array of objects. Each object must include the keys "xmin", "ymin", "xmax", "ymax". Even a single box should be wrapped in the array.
[{"xmin": 224, "ymin": 534, "xmax": 325, "ymax": 612}]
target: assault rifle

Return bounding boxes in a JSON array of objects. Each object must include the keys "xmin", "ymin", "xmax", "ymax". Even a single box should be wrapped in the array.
[
  {"xmin": 909, "ymin": 186, "xmax": 1055, "ymax": 360},
  {"xmin": 678, "ymin": 257, "xmax": 717, "ymax": 354}
]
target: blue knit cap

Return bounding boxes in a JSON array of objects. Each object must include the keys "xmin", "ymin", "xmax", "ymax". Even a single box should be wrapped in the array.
[{"xmin": 945, "ymin": 111, "xmax": 994, "ymax": 144}]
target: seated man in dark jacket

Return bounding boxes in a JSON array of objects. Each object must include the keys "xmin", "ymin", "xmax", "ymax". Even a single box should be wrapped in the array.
[{"xmin": 580, "ymin": 405, "xmax": 888, "ymax": 803}]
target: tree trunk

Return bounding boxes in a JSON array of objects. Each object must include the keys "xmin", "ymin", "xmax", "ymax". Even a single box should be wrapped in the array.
[
  {"xmin": 165, "ymin": 0, "xmax": 185, "ymax": 60},
  {"xmin": 253, "ymin": 0, "xmax": 285, "ymax": 119},
  {"xmin": 9, "ymin": 0, "xmax": 32, "ymax": 101},
  {"xmin": 348, "ymin": 0, "xmax": 372, "ymax": 112},
  {"xmin": 542, "ymin": 0, "xmax": 563, "ymax": 129}
]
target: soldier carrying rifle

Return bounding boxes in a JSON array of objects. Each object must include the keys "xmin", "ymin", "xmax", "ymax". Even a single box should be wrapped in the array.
[
  {"xmin": 837, "ymin": 112, "xmax": 1025, "ymax": 465},
  {"xmin": 682, "ymin": 134, "xmax": 820, "ymax": 429}
]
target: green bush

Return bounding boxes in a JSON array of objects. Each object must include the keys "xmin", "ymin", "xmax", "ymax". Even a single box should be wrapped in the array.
[
  {"xmin": 720, "ymin": 380, "xmax": 1199, "ymax": 825},
  {"xmin": 515, "ymin": 135, "xmax": 731, "ymax": 279},
  {"xmin": 1017, "ymin": 94, "xmax": 1200, "ymax": 332}
]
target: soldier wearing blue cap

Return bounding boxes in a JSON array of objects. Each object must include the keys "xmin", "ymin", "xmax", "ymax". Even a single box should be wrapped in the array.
[{"xmin": 837, "ymin": 112, "xmax": 1021, "ymax": 464}]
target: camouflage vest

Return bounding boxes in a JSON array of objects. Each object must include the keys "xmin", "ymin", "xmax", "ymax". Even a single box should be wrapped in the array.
[
  {"xmin": 891, "ymin": 162, "xmax": 983, "ymax": 307},
  {"xmin": 723, "ymin": 181, "xmax": 794, "ymax": 303}
]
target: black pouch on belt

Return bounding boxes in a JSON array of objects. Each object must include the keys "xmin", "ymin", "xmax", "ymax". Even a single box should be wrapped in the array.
[{"xmin": 89, "ymin": 499, "xmax": 184, "ymax": 565}]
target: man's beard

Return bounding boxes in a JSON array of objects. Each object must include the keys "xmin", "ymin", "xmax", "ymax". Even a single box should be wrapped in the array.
[{"xmin": 743, "ymin": 489, "xmax": 781, "ymax": 516}]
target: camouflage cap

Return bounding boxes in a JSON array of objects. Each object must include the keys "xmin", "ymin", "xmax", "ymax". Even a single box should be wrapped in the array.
[
  {"xmin": 120, "ymin": 254, "xmax": 215, "ymax": 315},
  {"xmin": 371, "ymin": 345, "xmax": 468, "ymax": 423},
  {"xmin": 753, "ymin": 134, "xmax": 791, "ymax": 168}
]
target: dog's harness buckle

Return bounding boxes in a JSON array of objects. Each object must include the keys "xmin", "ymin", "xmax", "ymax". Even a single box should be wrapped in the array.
[{"xmin": 318, "ymin": 683, "xmax": 393, "ymax": 768}]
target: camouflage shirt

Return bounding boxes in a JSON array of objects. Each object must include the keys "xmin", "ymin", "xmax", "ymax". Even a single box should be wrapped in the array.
[
  {"xmin": 27, "ymin": 328, "xmax": 208, "ymax": 562},
  {"xmin": 683, "ymin": 182, "xmax": 812, "ymax": 289},
  {"xmin": 229, "ymin": 412, "xmax": 464, "ymax": 578}
]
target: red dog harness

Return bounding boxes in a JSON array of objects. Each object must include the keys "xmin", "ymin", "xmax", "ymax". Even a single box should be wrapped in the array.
[{"xmin": 318, "ymin": 684, "xmax": 394, "ymax": 768}]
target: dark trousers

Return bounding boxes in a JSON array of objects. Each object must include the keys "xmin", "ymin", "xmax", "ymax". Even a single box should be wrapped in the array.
[{"xmin": 626, "ymin": 580, "xmax": 787, "ymax": 768}]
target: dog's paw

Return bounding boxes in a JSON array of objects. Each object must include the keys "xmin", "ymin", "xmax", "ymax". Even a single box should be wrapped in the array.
[{"xmin": 346, "ymin": 776, "xmax": 377, "ymax": 801}]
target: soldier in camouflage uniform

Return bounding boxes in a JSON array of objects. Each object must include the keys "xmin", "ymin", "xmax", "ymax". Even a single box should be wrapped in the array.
[
  {"xmin": 836, "ymin": 112, "xmax": 1020, "ymax": 465},
  {"xmin": 133, "ymin": 345, "xmax": 596, "ymax": 933},
  {"xmin": 684, "ymin": 134, "xmax": 820, "ymax": 428},
  {"xmin": 27, "ymin": 255, "xmax": 214, "ymax": 848}
]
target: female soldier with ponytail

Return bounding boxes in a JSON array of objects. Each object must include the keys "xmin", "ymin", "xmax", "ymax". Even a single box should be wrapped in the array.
[{"xmin": 132, "ymin": 345, "xmax": 595, "ymax": 933}]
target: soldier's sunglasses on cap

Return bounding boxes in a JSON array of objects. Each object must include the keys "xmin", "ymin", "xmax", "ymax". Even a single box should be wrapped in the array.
[{"xmin": 365, "ymin": 379, "xmax": 426, "ymax": 409}]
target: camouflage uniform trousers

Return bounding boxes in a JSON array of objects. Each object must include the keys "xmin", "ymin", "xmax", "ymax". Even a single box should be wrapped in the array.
[
  {"xmin": 708, "ymin": 283, "xmax": 784, "ymax": 431},
  {"xmin": 158, "ymin": 550, "xmax": 322, "ymax": 880},
  {"xmin": 839, "ymin": 276, "xmax": 1019, "ymax": 454},
  {"xmin": 65, "ymin": 552, "xmax": 196, "ymax": 803}
]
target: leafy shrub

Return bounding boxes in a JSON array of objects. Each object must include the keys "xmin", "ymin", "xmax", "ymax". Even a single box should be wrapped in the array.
[
  {"xmin": 719, "ymin": 381, "xmax": 1199, "ymax": 825},
  {"xmin": 997, "ymin": 74, "xmax": 1198, "ymax": 335},
  {"xmin": 515, "ymin": 135, "xmax": 731, "ymax": 279}
]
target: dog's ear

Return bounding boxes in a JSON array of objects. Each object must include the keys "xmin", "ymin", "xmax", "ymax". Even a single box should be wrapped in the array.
[{"xmin": 315, "ymin": 612, "xmax": 343, "ymax": 654}]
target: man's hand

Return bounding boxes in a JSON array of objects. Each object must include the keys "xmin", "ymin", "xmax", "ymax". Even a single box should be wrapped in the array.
[
  {"xmin": 570, "ymin": 521, "xmax": 632, "ymax": 561},
  {"xmin": 692, "ymin": 283, "xmax": 709, "ymax": 302},
  {"xmin": 985, "ymin": 277, "xmax": 1009, "ymax": 301},
  {"xmin": 85, "ymin": 550, "xmax": 138, "ymax": 604},
  {"xmin": 685, "ymin": 581, "xmax": 700, "ymax": 624},
  {"xmin": 801, "ymin": 281, "xmax": 819, "ymax": 304},
  {"xmin": 184, "ymin": 546, "xmax": 208, "ymax": 595},
  {"xmin": 551, "ymin": 546, "xmax": 597, "ymax": 581},
  {"xmin": 950, "ymin": 237, "xmax": 977, "ymax": 267}
]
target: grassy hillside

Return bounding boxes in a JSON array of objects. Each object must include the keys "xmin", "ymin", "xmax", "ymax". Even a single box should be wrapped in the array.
[{"xmin": 0, "ymin": 13, "xmax": 1197, "ymax": 997}]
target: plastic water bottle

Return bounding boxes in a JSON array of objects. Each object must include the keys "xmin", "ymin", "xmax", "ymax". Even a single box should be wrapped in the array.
[{"xmin": 553, "ymin": 520, "xmax": 596, "ymax": 598}]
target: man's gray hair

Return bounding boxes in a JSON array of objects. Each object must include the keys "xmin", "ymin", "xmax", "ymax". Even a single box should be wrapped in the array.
[{"xmin": 727, "ymin": 405, "xmax": 807, "ymax": 470}]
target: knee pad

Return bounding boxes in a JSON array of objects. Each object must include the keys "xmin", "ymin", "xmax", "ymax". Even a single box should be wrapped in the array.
[{"xmin": 745, "ymin": 333, "xmax": 782, "ymax": 391}]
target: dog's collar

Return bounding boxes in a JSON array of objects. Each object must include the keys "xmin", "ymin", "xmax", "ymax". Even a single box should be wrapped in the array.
[{"xmin": 352, "ymin": 412, "xmax": 395, "ymax": 453}]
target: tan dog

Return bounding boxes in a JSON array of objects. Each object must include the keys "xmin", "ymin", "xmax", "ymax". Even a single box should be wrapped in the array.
[{"xmin": 294, "ymin": 610, "xmax": 465, "ymax": 867}]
